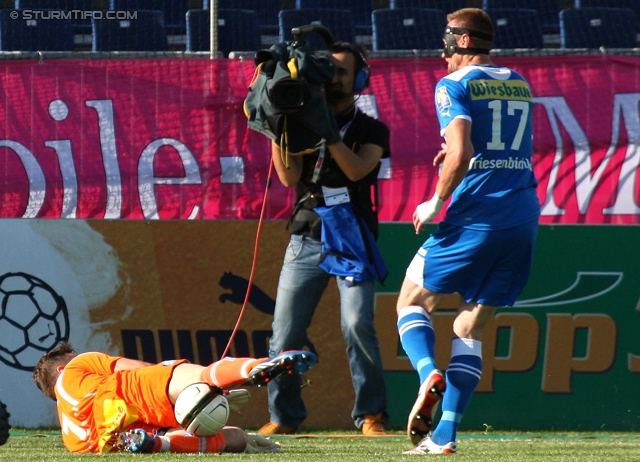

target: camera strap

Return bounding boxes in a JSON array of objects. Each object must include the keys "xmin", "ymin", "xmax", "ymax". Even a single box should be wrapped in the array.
[
  {"xmin": 311, "ymin": 106, "xmax": 359, "ymax": 184},
  {"xmin": 311, "ymin": 146, "xmax": 325, "ymax": 184}
]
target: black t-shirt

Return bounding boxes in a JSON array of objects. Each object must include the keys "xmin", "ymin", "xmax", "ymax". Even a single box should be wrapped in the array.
[{"xmin": 289, "ymin": 106, "xmax": 391, "ymax": 240}]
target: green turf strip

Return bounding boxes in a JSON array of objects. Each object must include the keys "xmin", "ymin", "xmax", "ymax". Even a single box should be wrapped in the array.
[
  {"xmin": 6, "ymin": 430, "xmax": 640, "ymax": 439},
  {"xmin": 3, "ymin": 429, "xmax": 640, "ymax": 462}
]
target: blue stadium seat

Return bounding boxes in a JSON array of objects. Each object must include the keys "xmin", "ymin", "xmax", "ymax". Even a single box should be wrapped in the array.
[
  {"xmin": 295, "ymin": 0, "xmax": 373, "ymax": 35},
  {"xmin": 390, "ymin": 0, "xmax": 466, "ymax": 14},
  {"xmin": 92, "ymin": 9, "xmax": 168, "ymax": 51},
  {"xmin": 575, "ymin": 0, "xmax": 640, "ymax": 30},
  {"xmin": 0, "ymin": 9, "xmax": 74, "ymax": 50},
  {"xmin": 559, "ymin": 7, "xmax": 637, "ymax": 48},
  {"xmin": 485, "ymin": 9, "xmax": 544, "ymax": 49},
  {"xmin": 483, "ymin": 0, "xmax": 559, "ymax": 33},
  {"xmin": 186, "ymin": 9, "xmax": 262, "ymax": 56},
  {"xmin": 110, "ymin": 0, "xmax": 186, "ymax": 34},
  {"xmin": 279, "ymin": 8, "xmax": 355, "ymax": 50},
  {"xmin": 15, "ymin": 0, "xmax": 94, "ymax": 33},
  {"xmin": 372, "ymin": 8, "xmax": 446, "ymax": 51},
  {"xmin": 204, "ymin": 0, "xmax": 281, "ymax": 36}
]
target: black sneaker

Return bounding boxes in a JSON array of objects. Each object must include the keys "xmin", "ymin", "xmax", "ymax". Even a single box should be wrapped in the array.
[{"xmin": 249, "ymin": 351, "xmax": 317, "ymax": 386}]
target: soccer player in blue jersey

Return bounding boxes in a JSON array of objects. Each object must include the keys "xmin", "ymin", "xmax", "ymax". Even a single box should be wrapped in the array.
[{"xmin": 397, "ymin": 8, "xmax": 540, "ymax": 455}]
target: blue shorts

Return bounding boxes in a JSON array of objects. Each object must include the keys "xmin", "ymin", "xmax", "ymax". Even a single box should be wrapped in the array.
[{"xmin": 406, "ymin": 220, "xmax": 538, "ymax": 307}]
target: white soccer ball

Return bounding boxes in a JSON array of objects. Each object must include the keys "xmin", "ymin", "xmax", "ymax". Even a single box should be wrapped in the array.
[
  {"xmin": 0, "ymin": 272, "xmax": 69, "ymax": 371},
  {"xmin": 174, "ymin": 383, "xmax": 230, "ymax": 436}
]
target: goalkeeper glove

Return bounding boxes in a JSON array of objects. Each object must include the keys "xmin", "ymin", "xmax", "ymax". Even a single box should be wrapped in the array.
[
  {"xmin": 244, "ymin": 433, "xmax": 281, "ymax": 453},
  {"xmin": 223, "ymin": 389, "xmax": 251, "ymax": 413}
]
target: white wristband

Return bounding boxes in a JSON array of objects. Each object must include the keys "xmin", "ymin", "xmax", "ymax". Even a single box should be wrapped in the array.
[{"xmin": 416, "ymin": 194, "xmax": 445, "ymax": 224}]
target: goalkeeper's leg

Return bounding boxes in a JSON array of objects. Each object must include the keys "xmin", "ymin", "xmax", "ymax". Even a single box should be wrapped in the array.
[
  {"xmin": 168, "ymin": 352, "xmax": 317, "ymax": 403},
  {"xmin": 168, "ymin": 358, "xmax": 263, "ymax": 402},
  {"xmin": 201, "ymin": 357, "xmax": 265, "ymax": 387},
  {"xmin": 198, "ymin": 352, "xmax": 317, "ymax": 388}
]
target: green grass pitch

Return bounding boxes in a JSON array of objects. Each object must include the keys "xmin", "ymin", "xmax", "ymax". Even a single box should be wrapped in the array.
[{"xmin": 3, "ymin": 429, "xmax": 640, "ymax": 461}]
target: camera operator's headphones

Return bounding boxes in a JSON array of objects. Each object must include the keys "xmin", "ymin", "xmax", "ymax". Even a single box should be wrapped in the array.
[
  {"xmin": 352, "ymin": 46, "xmax": 371, "ymax": 94},
  {"xmin": 354, "ymin": 62, "xmax": 370, "ymax": 93}
]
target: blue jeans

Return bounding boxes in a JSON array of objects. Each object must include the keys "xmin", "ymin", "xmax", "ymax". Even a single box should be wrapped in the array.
[{"xmin": 267, "ymin": 234, "xmax": 388, "ymax": 430}]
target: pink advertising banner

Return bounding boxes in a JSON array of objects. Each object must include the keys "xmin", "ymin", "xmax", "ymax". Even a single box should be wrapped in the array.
[{"xmin": 0, "ymin": 55, "xmax": 639, "ymax": 223}]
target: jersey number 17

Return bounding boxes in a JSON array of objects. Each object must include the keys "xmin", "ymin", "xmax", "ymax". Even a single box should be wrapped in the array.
[{"xmin": 487, "ymin": 100, "xmax": 529, "ymax": 151}]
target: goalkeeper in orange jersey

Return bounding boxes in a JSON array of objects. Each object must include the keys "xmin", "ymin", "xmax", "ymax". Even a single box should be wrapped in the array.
[{"xmin": 32, "ymin": 342, "xmax": 316, "ymax": 454}]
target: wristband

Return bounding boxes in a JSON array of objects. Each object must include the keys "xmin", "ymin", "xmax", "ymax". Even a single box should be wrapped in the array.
[{"xmin": 416, "ymin": 194, "xmax": 445, "ymax": 224}]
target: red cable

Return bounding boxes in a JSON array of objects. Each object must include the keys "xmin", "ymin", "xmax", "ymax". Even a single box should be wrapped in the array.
[{"xmin": 220, "ymin": 157, "xmax": 274, "ymax": 359}]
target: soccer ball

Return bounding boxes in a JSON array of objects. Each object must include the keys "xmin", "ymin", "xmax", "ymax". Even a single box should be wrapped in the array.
[
  {"xmin": 174, "ymin": 383, "xmax": 230, "ymax": 436},
  {"xmin": 0, "ymin": 272, "xmax": 69, "ymax": 371}
]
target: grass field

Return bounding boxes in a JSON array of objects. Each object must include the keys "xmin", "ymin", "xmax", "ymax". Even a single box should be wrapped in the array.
[{"xmin": 3, "ymin": 429, "xmax": 640, "ymax": 461}]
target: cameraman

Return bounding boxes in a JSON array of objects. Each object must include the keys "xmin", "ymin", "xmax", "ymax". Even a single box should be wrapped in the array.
[{"xmin": 260, "ymin": 42, "xmax": 390, "ymax": 436}]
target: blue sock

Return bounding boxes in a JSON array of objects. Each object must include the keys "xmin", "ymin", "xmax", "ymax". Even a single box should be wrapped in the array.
[
  {"xmin": 431, "ymin": 337, "xmax": 482, "ymax": 446},
  {"xmin": 397, "ymin": 306, "xmax": 436, "ymax": 383}
]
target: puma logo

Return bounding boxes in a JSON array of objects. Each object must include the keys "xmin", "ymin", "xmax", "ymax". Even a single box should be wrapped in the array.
[
  {"xmin": 218, "ymin": 271, "xmax": 317, "ymax": 355},
  {"xmin": 218, "ymin": 271, "xmax": 275, "ymax": 314}
]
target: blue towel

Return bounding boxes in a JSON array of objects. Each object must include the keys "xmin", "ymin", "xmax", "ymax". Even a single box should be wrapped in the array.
[{"xmin": 314, "ymin": 203, "xmax": 388, "ymax": 284}]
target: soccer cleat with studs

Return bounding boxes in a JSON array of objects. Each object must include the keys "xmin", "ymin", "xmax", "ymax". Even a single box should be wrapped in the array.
[
  {"xmin": 115, "ymin": 428, "xmax": 156, "ymax": 453},
  {"xmin": 403, "ymin": 436, "xmax": 457, "ymax": 454},
  {"xmin": 249, "ymin": 351, "xmax": 317, "ymax": 387},
  {"xmin": 407, "ymin": 369, "xmax": 446, "ymax": 445}
]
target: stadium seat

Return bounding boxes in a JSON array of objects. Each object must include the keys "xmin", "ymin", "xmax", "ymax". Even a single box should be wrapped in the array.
[
  {"xmin": 186, "ymin": 9, "xmax": 262, "ymax": 57},
  {"xmin": 575, "ymin": 0, "xmax": 640, "ymax": 30},
  {"xmin": 483, "ymin": 0, "xmax": 560, "ymax": 33},
  {"xmin": 559, "ymin": 7, "xmax": 637, "ymax": 48},
  {"xmin": 390, "ymin": 0, "xmax": 466, "ymax": 13},
  {"xmin": 279, "ymin": 8, "xmax": 355, "ymax": 51},
  {"xmin": 295, "ymin": 0, "xmax": 373, "ymax": 35},
  {"xmin": 92, "ymin": 9, "xmax": 168, "ymax": 51},
  {"xmin": 110, "ymin": 0, "xmax": 187, "ymax": 34},
  {"xmin": 0, "ymin": 9, "xmax": 74, "ymax": 51},
  {"xmin": 204, "ymin": 0, "xmax": 281, "ymax": 36},
  {"xmin": 485, "ymin": 9, "xmax": 544, "ymax": 49},
  {"xmin": 372, "ymin": 8, "xmax": 446, "ymax": 51},
  {"xmin": 14, "ymin": 0, "xmax": 94, "ymax": 33}
]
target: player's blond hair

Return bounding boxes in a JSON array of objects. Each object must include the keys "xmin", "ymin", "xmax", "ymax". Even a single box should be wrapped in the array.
[{"xmin": 32, "ymin": 342, "xmax": 76, "ymax": 401}]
